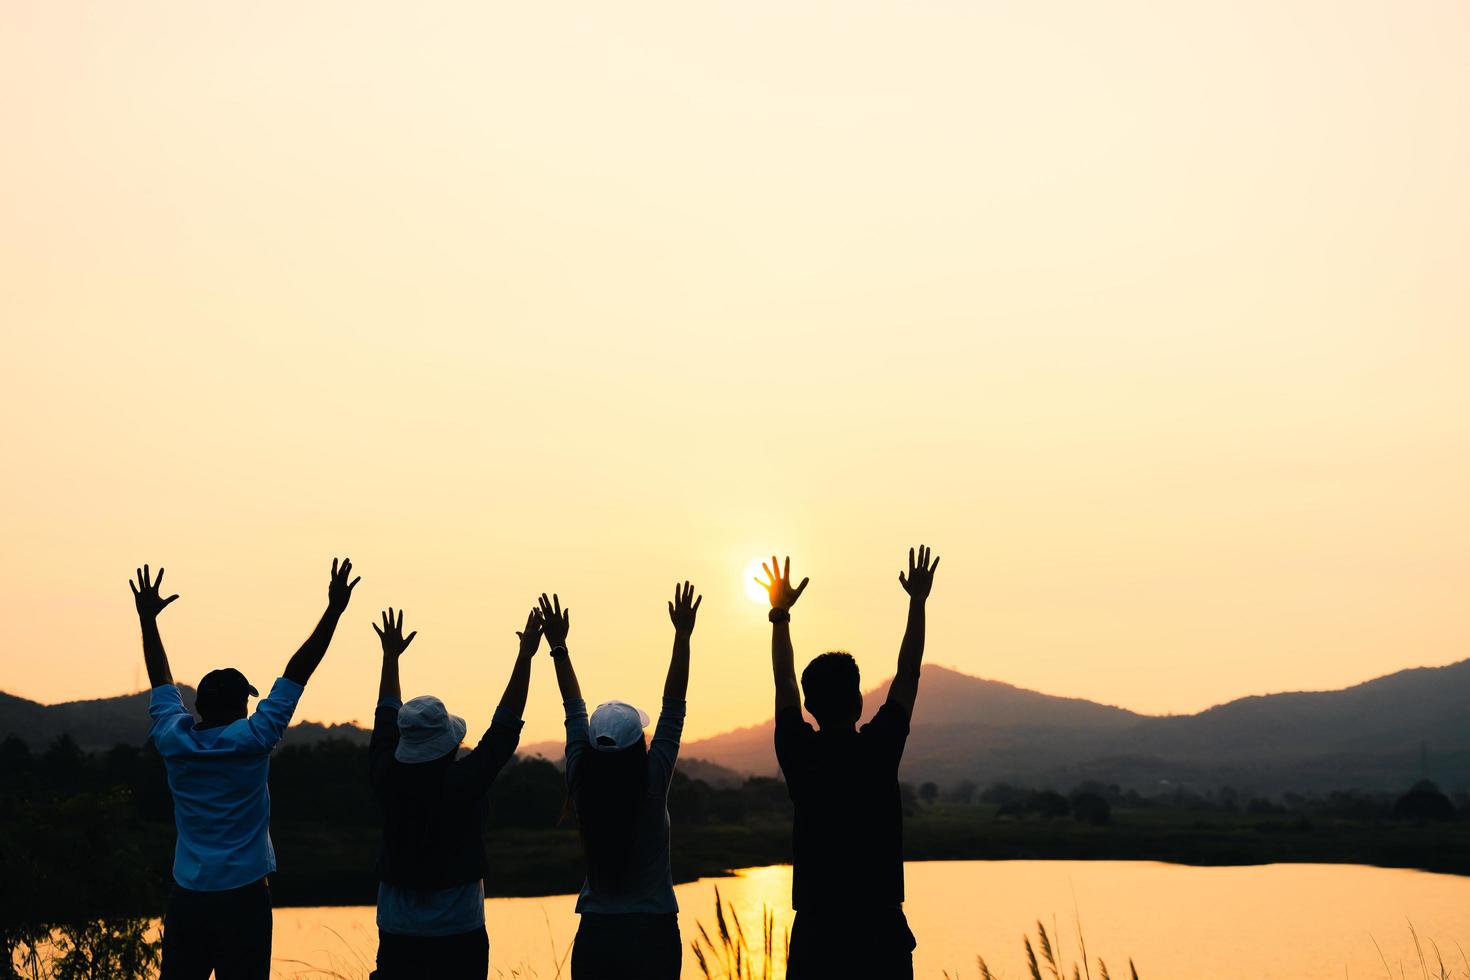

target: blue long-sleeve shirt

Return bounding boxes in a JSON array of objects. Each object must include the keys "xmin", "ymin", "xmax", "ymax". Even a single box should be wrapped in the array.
[{"xmin": 148, "ymin": 676, "xmax": 304, "ymax": 891}]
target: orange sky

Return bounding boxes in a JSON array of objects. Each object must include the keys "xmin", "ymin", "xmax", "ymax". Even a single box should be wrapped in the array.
[{"xmin": 2, "ymin": 1, "xmax": 1468, "ymax": 745}]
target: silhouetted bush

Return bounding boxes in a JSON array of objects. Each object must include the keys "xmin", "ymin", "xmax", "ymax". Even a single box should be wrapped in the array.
[
  {"xmin": 979, "ymin": 782, "xmax": 1028, "ymax": 808},
  {"xmin": 945, "ymin": 778, "xmax": 977, "ymax": 804},
  {"xmin": 270, "ymin": 738, "xmax": 377, "ymax": 827},
  {"xmin": 489, "ymin": 756, "xmax": 565, "ymax": 828},
  {"xmin": 1070, "ymin": 791, "xmax": 1111, "ymax": 825},
  {"xmin": 997, "ymin": 789, "xmax": 1071, "ymax": 819},
  {"xmin": 1393, "ymin": 780, "xmax": 1455, "ymax": 821}
]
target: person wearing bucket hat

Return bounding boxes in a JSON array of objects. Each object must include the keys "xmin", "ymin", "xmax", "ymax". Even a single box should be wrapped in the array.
[
  {"xmin": 759, "ymin": 547, "xmax": 940, "ymax": 980},
  {"xmin": 367, "ymin": 603, "xmax": 545, "ymax": 980},
  {"xmin": 134, "ymin": 558, "xmax": 361, "ymax": 980},
  {"xmin": 547, "ymin": 583, "xmax": 700, "ymax": 980}
]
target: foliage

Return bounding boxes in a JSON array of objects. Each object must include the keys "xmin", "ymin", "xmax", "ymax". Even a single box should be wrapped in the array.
[
  {"xmin": 690, "ymin": 887, "xmax": 783, "ymax": 980},
  {"xmin": 988, "ymin": 919, "xmax": 1138, "ymax": 980},
  {"xmin": 5, "ymin": 920, "xmax": 159, "ymax": 980},
  {"xmin": 1394, "ymin": 781, "xmax": 1456, "ymax": 822}
]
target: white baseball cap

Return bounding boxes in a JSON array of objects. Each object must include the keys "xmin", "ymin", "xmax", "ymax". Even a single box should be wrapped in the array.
[
  {"xmin": 589, "ymin": 700, "xmax": 650, "ymax": 751},
  {"xmin": 394, "ymin": 695, "xmax": 468, "ymax": 764}
]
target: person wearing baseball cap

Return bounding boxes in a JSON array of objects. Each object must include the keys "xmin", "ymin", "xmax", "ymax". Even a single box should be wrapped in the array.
[
  {"xmin": 545, "ymin": 583, "xmax": 700, "ymax": 980},
  {"xmin": 133, "ymin": 558, "xmax": 360, "ymax": 980},
  {"xmin": 367, "ymin": 604, "xmax": 544, "ymax": 980}
]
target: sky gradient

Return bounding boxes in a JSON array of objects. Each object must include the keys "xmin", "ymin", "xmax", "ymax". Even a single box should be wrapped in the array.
[{"xmin": 3, "ymin": 1, "xmax": 1468, "ymax": 744}]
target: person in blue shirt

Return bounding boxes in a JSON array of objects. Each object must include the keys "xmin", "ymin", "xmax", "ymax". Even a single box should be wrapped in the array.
[
  {"xmin": 134, "ymin": 558, "xmax": 360, "ymax": 980},
  {"xmin": 366, "ymin": 603, "xmax": 544, "ymax": 980},
  {"xmin": 546, "ymin": 583, "xmax": 699, "ymax": 980}
]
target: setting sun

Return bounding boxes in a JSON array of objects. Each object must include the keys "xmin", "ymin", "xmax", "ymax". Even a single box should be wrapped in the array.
[{"xmin": 743, "ymin": 558, "xmax": 772, "ymax": 606}]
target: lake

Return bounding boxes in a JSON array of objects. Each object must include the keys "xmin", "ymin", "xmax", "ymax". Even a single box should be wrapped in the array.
[{"xmin": 270, "ymin": 861, "xmax": 1470, "ymax": 979}]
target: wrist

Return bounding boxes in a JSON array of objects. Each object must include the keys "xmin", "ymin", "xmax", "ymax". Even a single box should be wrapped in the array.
[
  {"xmin": 549, "ymin": 644, "xmax": 569, "ymax": 661},
  {"xmin": 768, "ymin": 608, "xmax": 791, "ymax": 625}
]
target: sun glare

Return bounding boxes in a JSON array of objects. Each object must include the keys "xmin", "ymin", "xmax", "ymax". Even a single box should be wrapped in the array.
[{"xmin": 743, "ymin": 558, "xmax": 771, "ymax": 605}]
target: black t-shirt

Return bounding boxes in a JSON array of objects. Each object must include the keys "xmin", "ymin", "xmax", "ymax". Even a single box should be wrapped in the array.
[{"xmin": 774, "ymin": 700, "xmax": 910, "ymax": 911}]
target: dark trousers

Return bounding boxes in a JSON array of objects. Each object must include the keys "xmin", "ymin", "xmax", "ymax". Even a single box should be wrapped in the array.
[
  {"xmin": 571, "ymin": 912, "xmax": 681, "ymax": 980},
  {"xmin": 786, "ymin": 907, "xmax": 915, "ymax": 980},
  {"xmin": 160, "ymin": 879, "xmax": 273, "ymax": 980},
  {"xmin": 372, "ymin": 926, "xmax": 489, "ymax": 980}
]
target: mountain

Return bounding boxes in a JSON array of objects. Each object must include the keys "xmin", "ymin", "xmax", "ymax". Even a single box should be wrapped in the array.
[
  {"xmin": 0, "ymin": 687, "xmax": 196, "ymax": 752},
  {"xmin": 518, "ymin": 740, "xmax": 746, "ymax": 788},
  {"xmin": 0, "ymin": 688, "xmax": 370, "ymax": 752},
  {"xmin": 678, "ymin": 662, "xmax": 1470, "ymax": 794},
  {"xmin": 681, "ymin": 665, "xmax": 1142, "ymax": 776},
  {"xmin": 6, "ymin": 658, "xmax": 1470, "ymax": 794}
]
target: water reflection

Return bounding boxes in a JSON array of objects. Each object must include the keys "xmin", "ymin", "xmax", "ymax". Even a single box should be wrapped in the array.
[{"xmin": 269, "ymin": 861, "xmax": 1470, "ymax": 979}]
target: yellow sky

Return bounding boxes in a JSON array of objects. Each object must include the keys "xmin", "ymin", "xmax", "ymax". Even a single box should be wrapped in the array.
[{"xmin": 2, "ymin": 1, "xmax": 1468, "ymax": 744}]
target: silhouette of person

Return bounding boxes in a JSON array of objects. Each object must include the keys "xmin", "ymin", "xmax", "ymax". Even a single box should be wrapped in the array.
[
  {"xmin": 136, "ymin": 558, "xmax": 360, "ymax": 980},
  {"xmin": 549, "ymin": 584, "xmax": 700, "ymax": 980},
  {"xmin": 367, "ymin": 604, "xmax": 543, "ymax": 980},
  {"xmin": 757, "ymin": 547, "xmax": 940, "ymax": 980}
]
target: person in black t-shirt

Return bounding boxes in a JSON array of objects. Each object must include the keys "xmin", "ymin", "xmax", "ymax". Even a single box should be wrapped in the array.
[{"xmin": 757, "ymin": 546, "xmax": 940, "ymax": 980}]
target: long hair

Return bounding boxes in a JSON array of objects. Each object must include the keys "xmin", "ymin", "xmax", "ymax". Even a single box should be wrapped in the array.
[{"xmin": 574, "ymin": 737, "xmax": 648, "ymax": 893}]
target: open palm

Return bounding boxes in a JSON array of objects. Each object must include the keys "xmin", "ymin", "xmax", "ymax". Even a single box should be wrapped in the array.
[{"xmin": 755, "ymin": 556, "xmax": 808, "ymax": 611}]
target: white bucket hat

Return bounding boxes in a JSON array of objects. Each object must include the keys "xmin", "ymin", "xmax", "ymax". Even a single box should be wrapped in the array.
[
  {"xmin": 395, "ymin": 695, "xmax": 468, "ymax": 764},
  {"xmin": 589, "ymin": 700, "xmax": 650, "ymax": 751}
]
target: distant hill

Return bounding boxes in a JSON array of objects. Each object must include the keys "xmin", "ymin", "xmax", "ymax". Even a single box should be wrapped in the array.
[
  {"xmin": 7, "ymin": 658, "xmax": 1470, "ymax": 794},
  {"xmin": 517, "ymin": 740, "xmax": 746, "ymax": 788},
  {"xmin": 682, "ymin": 665, "xmax": 1142, "ymax": 776},
  {"xmin": 679, "ymin": 662, "xmax": 1470, "ymax": 795},
  {"xmin": 0, "ymin": 688, "xmax": 369, "ymax": 753}
]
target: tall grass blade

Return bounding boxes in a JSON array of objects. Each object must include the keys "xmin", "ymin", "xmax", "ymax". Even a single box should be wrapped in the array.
[
  {"xmin": 1025, "ymin": 936, "xmax": 1043, "ymax": 980},
  {"xmin": 1038, "ymin": 921, "xmax": 1061, "ymax": 979}
]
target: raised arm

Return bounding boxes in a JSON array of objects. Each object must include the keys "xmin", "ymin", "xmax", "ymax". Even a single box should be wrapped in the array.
[
  {"xmin": 496, "ymin": 607, "xmax": 544, "ymax": 721},
  {"xmin": 372, "ymin": 607, "xmax": 417, "ymax": 704},
  {"xmin": 664, "ymin": 581, "xmax": 701, "ymax": 701},
  {"xmin": 540, "ymin": 593, "xmax": 581, "ymax": 704},
  {"xmin": 885, "ymin": 544, "xmax": 940, "ymax": 715},
  {"xmin": 755, "ymin": 556, "xmax": 808, "ymax": 715},
  {"xmin": 131, "ymin": 565, "xmax": 179, "ymax": 688},
  {"xmin": 282, "ymin": 557, "xmax": 360, "ymax": 686},
  {"xmin": 443, "ymin": 606, "xmax": 543, "ymax": 799}
]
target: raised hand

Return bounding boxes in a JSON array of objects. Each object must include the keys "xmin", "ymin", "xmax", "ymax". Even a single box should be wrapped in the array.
[
  {"xmin": 538, "ymin": 593, "xmax": 570, "ymax": 647},
  {"xmin": 130, "ymin": 565, "xmax": 179, "ymax": 620},
  {"xmin": 327, "ymin": 557, "xmax": 361, "ymax": 614},
  {"xmin": 899, "ymin": 544, "xmax": 940, "ymax": 601},
  {"xmin": 516, "ymin": 608, "xmax": 545, "ymax": 657},
  {"xmin": 372, "ymin": 607, "xmax": 417, "ymax": 658},
  {"xmin": 755, "ymin": 556, "xmax": 808, "ymax": 611},
  {"xmin": 668, "ymin": 581, "xmax": 702, "ymax": 635}
]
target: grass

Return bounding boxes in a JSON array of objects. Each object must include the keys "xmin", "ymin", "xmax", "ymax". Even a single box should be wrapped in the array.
[
  {"xmin": 689, "ymin": 886, "xmax": 784, "ymax": 980},
  {"xmin": 687, "ymin": 890, "xmax": 1140, "ymax": 980},
  {"xmin": 29, "ymin": 899, "xmax": 1470, "ymax": 979},
  {"xmin": 1370, "ymin": 922, "xmax": 1470, "ymax": 980},
  {"xmin": 966, "ymin": 918, "xmax": 1138, "ymax": 980}
]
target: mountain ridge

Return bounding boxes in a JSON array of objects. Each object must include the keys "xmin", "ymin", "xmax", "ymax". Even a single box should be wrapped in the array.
[{"xmin": 6, "ymin": 658, "xmax": 1468, "ymax": 794}]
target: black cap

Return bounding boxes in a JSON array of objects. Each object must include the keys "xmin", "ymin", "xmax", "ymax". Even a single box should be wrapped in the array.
[{"xmin": 196, "ymin": 668, "xmax": 259, "ymax": 709}]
